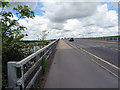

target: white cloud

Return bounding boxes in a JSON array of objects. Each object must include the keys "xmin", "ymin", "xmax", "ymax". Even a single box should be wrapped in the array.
[
  {"xmin": 82, "ymin": 4, "xmax": 118, "ymax": 28},
  {"xmin": 63, "ymin": 19, "xmax": 83, "ymax": 31},
  {"xmin": 15, "ymin": 2, "xmax": 118, "ymax": 40},
  {"xmin": 51, "ymin": 4, "xmax": 118, "ymax": 38},
  {"xmin": 17, "ymin": 15, "xmax": 50, "ymax": 40},
  {"xmin": 42, "ymin": 2, "xmax": 99, "ymax": 22},
  {"xmin": 40, "ymin": 0, "xmax": 103, "ymax": 2},
  {"xmin": 2, "ymin": 2, "xmax": 38, "ymax": 11}
]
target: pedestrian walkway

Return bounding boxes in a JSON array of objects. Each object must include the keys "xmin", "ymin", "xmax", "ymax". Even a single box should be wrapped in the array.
[{"xmin": 45, "ymin": 40, "xmax": 118, "ymax": 88}]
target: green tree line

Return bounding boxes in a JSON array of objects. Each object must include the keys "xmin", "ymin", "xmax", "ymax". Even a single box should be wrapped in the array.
[{"xmin": 0, "ymin": 1, "xmax": 48, "ymax": 87}]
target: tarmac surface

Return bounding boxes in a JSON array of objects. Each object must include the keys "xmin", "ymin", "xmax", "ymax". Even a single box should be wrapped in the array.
[
  {"xmin": 45, "ymin": 40, "xmax": 118, "ymax": 88},
  {"xmin": 65, "ymin": 39, "xmax": 119, "ymax": 67}
]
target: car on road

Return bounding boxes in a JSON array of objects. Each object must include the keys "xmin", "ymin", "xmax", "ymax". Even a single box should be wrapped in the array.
[{"xmin": 69, "ymin": 38, "xmax": 74, "ymax": 41}]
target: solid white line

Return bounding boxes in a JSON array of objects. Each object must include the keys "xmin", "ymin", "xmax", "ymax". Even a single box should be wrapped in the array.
[
  {"xmin": 70, "ymin": 44, "xmax": 76, "ymax": 48},
  {"xmin": 66, "ymin": 41, "xmax": 119, "ymax": 70},
  {"xmin": 79, "ymin": 48, "xmax": 120, "ymax": 70},
  {"xmin": 91, "ymin": 59, "xmax": 119, "ymax": 78},
  {"xmin": 66, "ymin": 41, "xmax": 119, "ymax": 78},
  {"xmin": 66, "ymin": 42, "xmax": 77, "ymax": 49}
]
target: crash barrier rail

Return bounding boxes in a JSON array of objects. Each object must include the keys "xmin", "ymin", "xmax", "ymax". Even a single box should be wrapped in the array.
[
  {"xmin": 82, "ymin": 37, "xmax": 120, "ymax": 41},
  {"xmin": 7, "ymin": 39, "xmax": 59, "ymax": 90}
]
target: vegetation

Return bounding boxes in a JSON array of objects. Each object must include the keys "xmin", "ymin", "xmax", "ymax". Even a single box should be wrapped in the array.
[
  {"xmin": 37, "ymin": 30, "xmax": 49, "ymax": 48},
  {"xmin": 83, "ymin": 35, "xmax": 120, "ymax": 39},
  {"xmin": 104, "ymin": 35, "xmax": 120, "ymax": 38},
  {"xmin": 0, "ymin": 1, "xmax": 49, "ymax": 88},
  {"xmin": 96, "ymin": 35, "xmax": 120, "ymax": 38},
  {"xmin": 42, "ymin": 57, "xmax": 47, "ymax": 74},
  {"xmin": 0, "ymin": 1, "xmax": 35, "ymax": 87}
]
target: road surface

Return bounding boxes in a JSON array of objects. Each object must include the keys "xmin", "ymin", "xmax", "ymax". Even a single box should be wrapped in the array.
[
  {"xmin": 45, "ymin": 40, "xmax": 118, "ymax": 88},
  {"xmin": 65, "ymin": 39, "xmax": 119, "ymax": 67}
]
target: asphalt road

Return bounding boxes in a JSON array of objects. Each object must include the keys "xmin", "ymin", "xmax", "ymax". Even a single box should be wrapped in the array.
[
  {"xmin": 65, "ymin": 39, "xmax": 119, "ymax": 67},
  {"xmin": 45, "ymin": 40, "xmax": 118, "ymax": 88}
]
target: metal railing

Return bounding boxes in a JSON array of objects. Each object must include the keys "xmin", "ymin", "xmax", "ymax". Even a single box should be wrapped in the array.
[
  {"xmin": 82, "ymin": 37, "xmax": 120, "ymax": 41},
  {"xmin": 7, "ymin": 39, "xmax": 59, "ymax": 89}
]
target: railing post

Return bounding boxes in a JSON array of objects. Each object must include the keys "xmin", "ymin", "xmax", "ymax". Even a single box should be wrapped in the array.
[
  {"xmin": 7, "ymin": 62, "xmax": 17, "ymax": 88},
  {"xmin": 21, "ymin": 66, "xmax": 25, "ymax": 89},
  {"xmin": 36, "ymin": 54, "xmax": 40, "ymax": 61},
  {"xmin": 117, "ymin": 37, "xmax": 118, "ymax": 41},
  {"xmin": 112, "ymin": 37, "xmax": 114, "ymax": 41}
]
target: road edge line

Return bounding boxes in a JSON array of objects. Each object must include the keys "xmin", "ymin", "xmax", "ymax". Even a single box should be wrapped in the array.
[
  {"xmin": 65, "ymin": 40, "xmax": 120, "ymax": 78},
  {"xmin": 79, "ymin": 47, "xmax": 119, "ymax": 70},
  {"xmin": 91, "ymin": 59, "xmax": 119, "ymax": 78}
]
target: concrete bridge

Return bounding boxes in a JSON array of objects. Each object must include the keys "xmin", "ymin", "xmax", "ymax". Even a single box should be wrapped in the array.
[{"xmin": 7, "ymin": 39, "xmax": 119, "ymax": 89}]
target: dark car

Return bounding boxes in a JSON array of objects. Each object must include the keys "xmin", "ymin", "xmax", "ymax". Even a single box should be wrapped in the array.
[{"xmin": 69, "ymin": 38, "xmax": 74, "ymax": 41}]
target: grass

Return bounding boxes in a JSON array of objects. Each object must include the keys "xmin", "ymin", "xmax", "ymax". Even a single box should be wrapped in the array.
[
  {"xmin": 42, "ymin": 57, "xmax": 47, "ymax": 74},
  {"xmin": 32, "ymin": 57, "xmax": 47, "ymax": 89}
]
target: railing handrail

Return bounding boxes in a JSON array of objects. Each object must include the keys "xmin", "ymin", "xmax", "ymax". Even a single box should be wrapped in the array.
[
  {"xmin": 15, "ymin": 40, "xmax": 57, "ymax": 67},
  {"xmin": 7, "ymin": 39, "xmax": 59, "ymax": 89}
]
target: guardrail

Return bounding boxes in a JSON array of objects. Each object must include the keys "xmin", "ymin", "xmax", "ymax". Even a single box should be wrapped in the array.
[
  {"xmin": 81, "ymin": 37, "xmax": 120, "ymax": 41},
  {"xmin": 7, "ymin": 39, "xmax": 59, "ymax": 89}
]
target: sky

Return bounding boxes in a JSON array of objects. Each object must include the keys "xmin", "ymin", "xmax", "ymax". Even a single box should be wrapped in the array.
[{"xmin": 3, "ymin": 0, "xmax": 120, "ymax": 40}]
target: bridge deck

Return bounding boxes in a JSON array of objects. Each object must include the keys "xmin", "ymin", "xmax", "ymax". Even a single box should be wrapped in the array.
[{"xmin": 45, "ymin": 40, "xmax": 118, "ymax": 88}]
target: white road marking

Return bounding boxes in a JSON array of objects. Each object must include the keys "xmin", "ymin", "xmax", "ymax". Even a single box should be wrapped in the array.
[
  {"xmin": 65, "ymin": 40, "xmax": 120, "ymax": 78},
  {"xmin": 79, "ymin": 48, "xmax": 119, "ymax": 70},
  {"xmin": 91, "ymin": 59, "xmax": 119, "ymax": 78},
  {"xmin": 66, "ymin": 41, "xmax": 120, "ymax": 76},
  {"xmin": 66, "ymin": 42, "xmax": 77, "ymax": 49}
]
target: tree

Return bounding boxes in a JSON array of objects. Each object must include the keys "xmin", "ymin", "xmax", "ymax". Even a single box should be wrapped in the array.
[
  {"xmin": 37, "ymin": 30, "xmax": 49, "ymax": 49},
  {"xmin": 0, "ymin": 1, "xmax": 35, "ymax": 87}
]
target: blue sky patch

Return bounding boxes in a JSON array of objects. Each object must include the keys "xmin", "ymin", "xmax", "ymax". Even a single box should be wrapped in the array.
[
  {"xmin": 32, "ymin": 2, "xmax": 45, "ymax": 16},
  {"xmin": 101, "ymin": 1, "xmax": 118, "ymax": 12}
]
